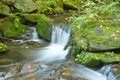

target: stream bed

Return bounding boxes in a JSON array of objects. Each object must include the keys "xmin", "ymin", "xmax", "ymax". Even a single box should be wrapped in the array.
[{"xmin": 0, "ymin": 26, "xmax": 119, "ymax": 80}]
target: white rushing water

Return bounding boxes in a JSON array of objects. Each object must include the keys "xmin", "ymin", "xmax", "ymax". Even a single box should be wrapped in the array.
[
  {"xmin": 68, "ymin": 62, "xmax": 117, "ymax": 80},
  {"xmin": 29, "ymin": 27, "xmax": 43, "ymax": 42},
  {"xmin": 31, "ymin": 27, "xmax": 39, "ymax": 39},
  {"xmin": 25, "ymin": 27, "xmax": 45, "ymax": 43},
  {"xmin": 51, "ymin": 25, "xmax": 70, "ymax": 46},
  {"xmin": 34, "ymin": 25, "xmax": 71, "ymax": 64},
  {"xmin": 14, "ymin": 27, "xmax": 43, "ymax": 43}
]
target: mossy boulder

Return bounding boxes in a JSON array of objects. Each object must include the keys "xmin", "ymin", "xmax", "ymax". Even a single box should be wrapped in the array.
[
  {"xmin": 37, "ymin": 20, "xmax": 52, "ymax": 41},
  {"xmin": 70, "ymin": 15, "xmax": 120, "ymax": 52},
  {"xmin": 1, "ymin": 0, "xmax": 15, "ymax": 5},
  {"xmin": 14, "ymin": 0, "xmax": 37, "ymax": 13},
  {"xmin": 63, "ymin": 0, "xmax": 78, "ymax": 10},
  {"xmin": 21, "ymin": 14, "xmax": 45, "ymax": 23},
  {"xmin": 21, "ymin": 14, "xmax": 52, "ymax": 41},
  {"xmin": 0, "ymin": 14, "xmax": 26, "ymax": 38},
  {"xmin": 53, "ymin": 0, "xmax": 64, "ymax": 14},
  {"xmin": 75, "ymin": 51, "xmax": 120, "ymax": 67},
  {"xmin": 36, "ymin": 15, "xmax": 52, "ymax": 41},
  {"xmin": 36, "ymin": 0, "xmax": 53, "ymax": 14},
  {"xmin": 0, "ymin": 2, "xmax": 11, "ymax": 15},
  {"xmin": 55, "ymin": 0, "xmax": 63, "ymax": 8},
  {"xmin": 87, "ymin": 20, "xmax": 120, "ymax": 51},
  {"xmin": 53, "ymin": 7, "xmax": 64, "ymax": 14},
  {"xmin": 69, "ymin": 1, "xmax": 120, "ymax": 60},
  {"xmin": 36, "ymin": 0, "xmax": 64, "ymax": 14}
]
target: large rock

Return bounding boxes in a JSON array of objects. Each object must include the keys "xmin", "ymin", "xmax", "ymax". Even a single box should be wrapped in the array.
[
  {"xmin": 36, "ymin": 15, "xmax": 52, "ymax": 41},
  {"xmin": 75, "ymin": 51, "xmax": 120, "ymax": 67},
  {"xmin": 0, "ymin": 2, "xmax": 11, "ymax": 15},
  {"xmin": 70, "ymin": 16, "xmax": 120, "ymax": 52},
  {"xmin": 87, "ymin": 22, "xmax": 120, "ymax": 51},
  {"xmin": 63, "ymin": 1, "xmax": 78, "ymax": 10},
  {"xmin": 1, "ymin": 0, "xmax": 15, "ymax": 5},
  {"xmin": 0, "ymin": 15, "xmax": 26, "ymax": 38},
  {"xmin": 53, "ymin": 0, "xmax": 64, "ymax": 14},
  {"xmin": 36, "ymin": 0, "xmax": 64, "ymax": 14},
  {"xmin": 53, "ymin": 7, "xmax": 64, "ymax": 14},
  {"xmin": 21, "ymin": 14, "xmax": 52, "ymax": 41},
  {"xmin": 14, "ymin": 0, "xmax": 37, "ymax": 13}
]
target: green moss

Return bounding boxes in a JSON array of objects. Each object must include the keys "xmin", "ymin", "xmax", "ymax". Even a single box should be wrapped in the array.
[
  {"xmin": 87, "ymin": 20, "xmax": 120, "ymax": 49},
  {"xmin": 14, "ymin": 0, "xmax": 37, "ymax": 13},
  {"xmin": 53, "ymin": 7, "xmax": 64, "ymax": 14},
  {"xmin": 36, "ymin": 15, "xmax": 52, "ymax": 40},
  {"xmin": 36, "ymin": 0, "xmax": 64, "ymax": 14},
  {"xmin": 20, "ymin": 14, "xmax": 52, "ymax": 40},
  {"xmin": 37, "ymin": 19, "xmax": 49, "ymax": 36},
  {"xmin": 70, "ymin": 14, "xmax": 120, "ymax": 51},
  {"xmin": 63, "ymin": 1, "xmax": 78, "ymax": 10},
  {"xmin": 0, "ymin": 2, "xmax": 11, "ymax": 15},
  {"xmin": 0, "ymin": 14, "xmax": 26, "ymax": 38},
  {"xmin": 75, "ymin": 51, "xmax": 120, "ymax": 67},
  {"xmin": 22, "ymin": 14, "xmax": 51, "ymax": 22}
]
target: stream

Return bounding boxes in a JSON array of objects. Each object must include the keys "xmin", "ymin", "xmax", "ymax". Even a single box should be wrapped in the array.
[{"xmin": 0, "ymin": 25, "xmax": 119, "ymax": 80}]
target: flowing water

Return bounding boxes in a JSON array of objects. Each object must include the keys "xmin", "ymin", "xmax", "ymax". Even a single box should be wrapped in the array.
[
  {"xmin": 33, "ymin": 25, "xmax": 71, "ymax": 64},
  {"xmin": 26, "ymin": 27, "xmax": 45, "ymax": 42},
  {"xmin": 0, "ymin": 26, "xmax": 119, "ymax": 80}
]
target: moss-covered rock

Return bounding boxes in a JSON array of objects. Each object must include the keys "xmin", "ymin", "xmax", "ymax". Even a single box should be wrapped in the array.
[
  {"xmin": 36, "ymin": 0, "xmax": 64, "ymax": 14},
  {"xmin": 70, "ymin": 1, "xmax": 120, "ymax": 51},
  {"xmin": 14, "ymin": 0, "xmax": 37, "ymax": 13},
  {"xmin": 87, "ymin": 21, "xmax": 120, "ymax": 51},
  {"xmin": 36, "ymin": 0, "xmax": 53, "ymax": 14},
  {"xmin": 53, "ymin": 7, "xmax": 64, "ymax": 14},
  {"xmin": 69, "ymin": 1, "xmax": 120, "ymax": 67},
  {"xmin": 55, "ymin": 0, "xmax": 63, "ymax": 8},
  {"xmin": 1, "ymin": 0, "xmax": 15, "ymax": 5},
  {"xmin": 21, "ymin": 14, "xmax": 45, "ymax": 23},
  {"xmin": 70, "ymin": 15, "xmax": 120, "ymax": 52},
  {"xmin": 53, "ymin": 0, "xmax": 64, "ymax": 14},
  {"xmin": 75, "ymin": 51, "xmax": 120, "ymax": 67},
  {"xmin": 0, "ymin": 43, "xmax": 8, "ymax": 53},
  {"xmin": 36, "ymin": 15, "xmax": 52, "ymax": 41},
  {"xmin": 0, "ymin": 14, "xmax": 26, "ymax": 38},
  {"xmin": 21, "ymin": 14, "xmax": 52, "ymax": 41},
  {"xmin": 63, "ymin": 0, "xmax": 78, "ymax": 10},
  {"xmin": 0, "ymin": 2, "xmax": 11, "ymax": 15}
]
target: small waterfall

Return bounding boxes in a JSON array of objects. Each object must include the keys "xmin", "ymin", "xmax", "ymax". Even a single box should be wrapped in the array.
[
  {"xmin": 31, "ymin": 27, "xmax": 39, "ymax": 39},
  {"xmin": 12, "ymin": 27, "xmax": 41, "ymax": 43},
  {"xmin": 34, "ymin": 25, "xmax": 71, "ymax": 64},
  {"xmin": 27, "ymin": 27, "xmax": 45, "ymax": 42},
  {"xmin": 51, "ymin": 25, "xmax": 70, "ymax": 47}
]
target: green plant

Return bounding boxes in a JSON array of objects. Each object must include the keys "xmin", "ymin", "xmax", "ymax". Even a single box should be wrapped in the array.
[
  {"xmin": 78, "ymin": 0, "xmax": 119, "ymax": 19},
  {"xmin": 75, "ymin": 52, "xmax": 97, "ymax": 66},
  {"xmin": 0, "ymin": 13, "xmax": 26, "ymax": 38},
  {"xmin": 75, "ymin": 51, "xmax": 120, "ymax": 67},
  {"xmin": 0, "ymin": 43, "xmax": 8, "ymax": 53},
  {"xmin": 8, "ymin": 13, "xmax": 21, "ymax": 29},
  {"xmin": 37, "ymin": 0, "xmax": 56, "ymax": 14}
]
